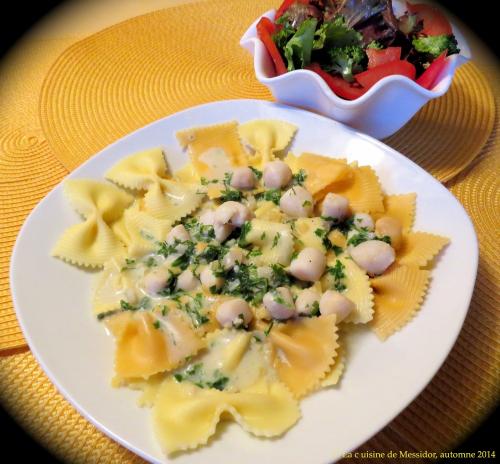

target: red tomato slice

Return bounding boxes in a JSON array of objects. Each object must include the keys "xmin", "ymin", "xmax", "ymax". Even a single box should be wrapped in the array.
[
  {"xmin": 256, "ymin": 17, "xmax": 287, "ymax": 76},
  {"xmin": 306, "ymin": 63, "xmax": 367, "ymax": 100},
  {"xmin": 416, "ymin": 51, "xmax": 448, "ymax": 89},
  {"xmin": 355, "ymin": 60, "xmax": 416, "ymax": 89},
  {"xmin": 367, "ymin": 47, "xmax": 401, "ymax": 69},
  {"xmin": 406, "ymin": 2, "xmax": 452, "ymax": 36},
  {"xmin": 275, "ymin": 0, "xmax": 310, "ymax": 21}
]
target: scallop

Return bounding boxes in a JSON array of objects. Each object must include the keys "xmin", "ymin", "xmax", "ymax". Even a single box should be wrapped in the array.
[
  {"xmin": 263, "ymin": 287, "xmax": 296, "ymax": 320},
  {"xmin": 263, "ymin": 160, "xmax": 293, "ymax": 189},
  {"xmin": 319, "ymin": 290, "xmax": 355, "ymax": 322},
  {"xmin": 289, "ymin": 247, "xmax": 326, "ymax": 282},
  {"xmin": 349, "ymin": 240, "xmax": 395, "ymax": 276},
  {"xmin": 279, "ymin": 186, "xmax": 313, "ymax": 218}
]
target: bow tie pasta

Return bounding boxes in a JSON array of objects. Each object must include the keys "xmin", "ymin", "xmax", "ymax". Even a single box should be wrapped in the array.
[{"xmin": 53, "ymin": 119, "xmax": 449, "ymax": 455}]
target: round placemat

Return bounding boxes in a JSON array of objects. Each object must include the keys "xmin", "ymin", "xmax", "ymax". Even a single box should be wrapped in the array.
[{"xmin": 38, "ymin": 0, "xmax": 494, "ymax": 182}]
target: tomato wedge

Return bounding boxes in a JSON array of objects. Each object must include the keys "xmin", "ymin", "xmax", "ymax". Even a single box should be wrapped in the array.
[
  {"xmin": 406, "ymin": 2, "xmax": 452, "ymax": 36},
  {"xmin": 366, "ymin": 47, "xmax": 401, "ymax": 69},
  {"xmin": 306, "ymin": 63, "xmax": 367, "ymax": 100},
  {"xmin": 256, "ymin": 17, "xmax": 287, "ymax": 76},
  {"xmin": 275, "ymin": 0, "xmax": 310, "ymax": 21},
  {"xmin": 355, "ymin": 60, "xmax": 416, "ymax": 89},
  {"xmin": 416, "ymin": 51, "xmax": 448, "ymax": 89}
]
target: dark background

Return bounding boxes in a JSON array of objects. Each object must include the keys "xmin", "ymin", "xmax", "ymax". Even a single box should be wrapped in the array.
[{"xmin": 0, "ymin": 0, "xmax": 497, "ymax": 462}]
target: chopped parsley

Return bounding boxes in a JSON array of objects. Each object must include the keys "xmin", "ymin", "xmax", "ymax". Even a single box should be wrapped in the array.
[
  {"xmin": 197, "ymin": 243, "xmax": 227, "ymax": 264},
  {"xmin": 200, "ymin": 177, "xmax": 218, "ymax": 186},
  {"xmin": 96, "ymin": 309, "xmax": 120, "ymax": 321},
  {"xmin": 181, "ymin": 293, "xmax": 210, "ymax": 327},
  {"xmin": 119, "ymin": 296, "xmax": 150, "ymax": 312},
  {"xmin": 309, "ymin": 300, "xmax": 321, "ymax": 317},
  {"xmin": 264, "ymin": 321, "xmax": 274, "ymax": 336},
  {"xmin": 322, "ymin": 216, "xmax": 354, "ymax": 235},
  {"xmin": 327, "ymin": 260, "xmax": 347, "ymax": 292},
  {"xmin": 248, "ymin": 248, "xmax": 263, "ymax": 258},
  {"xmin": 220, "ymin": 172, "xmax": 243, "ymax": 202},
  {"xmin": 271, "ymin": 233, "xmax": 281, "ymax": 249},
  {"xmin": 249, "ymin": 166, "xmax": 263, "ymax": 180},
  {"xmin": 314, "ymin": 227, "xmax": 338, "ymax": 252},
  {"xmin": 157, "ymin": 274, "xmax": 181, "ymax": 297},
  {"xmin": 183, "ymin": 217, "xmax": 216, "ymax": 242},
  {"xmin": 220, "ymin": 262, "xmax": 268, "ymax": 304},
  {"xmin": 238, "ymin": 221, "xmax": 252, "ymax": 247},
  {"xmin": 292, "ymin": 169, "xmax": 307, "ymax": 186},
  {"xmin": 256, "ymin": 188, "xmax": 282, "ymax": 205},
  {"xmin": 152, "ymin": 320, "xmax": 161, "ymax": 330},
  {"xmin": 302, "ymin": 200, "xmax": 312, "ymax": 207},
  {"xmin": 121, "ymin": 258, "xmax": 136, "ymax": 271},
  {"xmin": 207, "ymin": 376, "xmax": 229, "ymax": 391},
  {"xmin": 144, "ymin": 256, "xmax": 157, "ymax": 268},
  {"xmin": 346, "ymin": 229, "xmax": 372, "ymax": 247},
  {"xmin": 174, "ymin": 363, "xmax": 229, "ymax": 391},
  {"xmin": 269, "ymin": 264, "xmax": 291, "ymax": 287},
  {"xmin": 170, "ymin": 241, "xmax": 196, "ymax": 270}
]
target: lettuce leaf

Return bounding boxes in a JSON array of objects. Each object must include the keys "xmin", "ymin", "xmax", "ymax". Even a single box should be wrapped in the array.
[{"xmin": 283, "ymin": 18, "xmax": 318, "ymax": 70}]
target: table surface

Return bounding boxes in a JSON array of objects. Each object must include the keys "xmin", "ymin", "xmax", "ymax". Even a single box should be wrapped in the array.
[{"xmin": 0, "ymin": 1, "xmax": 498, "ymax": 463}]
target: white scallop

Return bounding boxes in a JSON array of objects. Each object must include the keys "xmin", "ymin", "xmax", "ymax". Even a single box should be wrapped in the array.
[
  {"xmin": 263, "ymin": 160, "xmax": 293, "ymax": 189},
  {"xmin": 166, "ymin": 224, "xmax": 190, "ymax": 244},
  {"xmin": 279, "ymin": 186, "xmax": 313, "ymax": 218},
  {"xmin": 176, "ymin": 269, "xmax": 200, "ymax": 292},
  {"xmin": 214, "ymin": 201, "xmax": 253, "ymax": 227},
  {"xmin": 230, "ymin": 167, "xmax": 257, "ymax": 190},
  {"xmin": 321, "ymin": 193, "xmax": 349, "ymax": 221},
  {"xmin": 263, "ymin": 287, "xmax": 296, "ymax": 320},
  {"xmin": 289, "ymin": 247, "xmax": 326, "ymax": 282},
  {"xmin": 295, "ymin": 288, "xmax": 321, "ymax": 316},
  {"xmin": 349, "ymin": 240, "xmax": 395, "ymax": 276},
  {"xmin": 216, "ymin": 298, "xmax": 253, "ymax": 328},
  {"xmin": 200, "ymin": 265, "xmax": 224, "ymax": 290},
  {"xmin": 319, "ymin": 290, "xmax": 355, "ymax": 322},
  {"xmin": 353, "ymin": 213, "xmax": 375, "ymax": 231}
]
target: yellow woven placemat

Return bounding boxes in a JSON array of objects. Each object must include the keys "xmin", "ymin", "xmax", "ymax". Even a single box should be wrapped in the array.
[
  {"xmin": 37, "ymin": 0, "xmax": 494, "ymax": 182},
  {"xmin": 0, "ymin": 0, "xmax": 498, "ymax": 462}
]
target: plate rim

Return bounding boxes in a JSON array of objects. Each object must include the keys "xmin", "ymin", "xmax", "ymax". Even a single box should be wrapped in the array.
[{"xmin": 10, "ymin": 99, "xmax": 479, "ymax": 463}]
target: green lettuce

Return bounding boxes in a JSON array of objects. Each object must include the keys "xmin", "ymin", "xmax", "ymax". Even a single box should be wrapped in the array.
[{"xmin": 283, "ymin": 18, "xmax": 318, "ymax": 70}]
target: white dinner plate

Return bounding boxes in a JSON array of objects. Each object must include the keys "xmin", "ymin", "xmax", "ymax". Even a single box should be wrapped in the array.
[{"xmin": 11, "ymin": 100, "xmax": 477, "ymax": 464}]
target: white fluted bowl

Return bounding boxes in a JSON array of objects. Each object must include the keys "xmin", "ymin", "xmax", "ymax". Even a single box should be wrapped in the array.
[{"xmin": 240, "ymin": 3, "xmax": 470, "ymax": 139}]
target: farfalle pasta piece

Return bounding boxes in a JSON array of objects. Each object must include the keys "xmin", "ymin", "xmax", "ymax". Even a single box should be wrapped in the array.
[
  {"xmin": 397, "ymin": 232, "xmax": 450, "ymax": 267},
  {"xmin": 268, "ymin": 314, "xmax": 338, "ymax": 398},
  {"xmin": 285, "ymin": 153, "xmax": 352, "ymax": 197},
  {"xmin": 321, "ymin": 255, "xmax": 374, "ymax": 324},
  {"xmin": 115, "ymin": 202, "xmax": 172, "ymax": 257},
  {"xmin": 294, "ymin": 217, "xmax": 329, "ymax": 252},
  {"xmin": 106, "ymin": 148, "xmax": 202, "ymax": 222},
  {"xmin": 323, "ymin": 164, "xmax": 384, "ymax": 213},
  {"xmin": 245, "ymin": 219, "xmax": 294, "ymax": 266},
  {"xmin": 152, "ymin": 378, "xmax": 300, "ymax": 453},
  {"xmin": 141, "ymin": 179, "xmax": 203, "ymax": 221},
  {"xmin": 374, "ymin": 193, "xmax": 416, "ymax": 232},
  {"xmin": 370, "ymin": 264, "xmax": 430, "ymax": 340},
  {"xmin": 176, "ymin": 121, "xmax": 248, "ymax": 179},
  {"xmin": 92, "ymin": 258, "xmax": 139, "ymax": 314},
  {"xmin": 105, "ymin": 147, "xmax": 168, "ymax": 190},
  {"xmin": 52, "ymin": 180, "xmax": 133, "ymax": 267},
  {"xmin": 124, "ymin": 373, "xmax": 166, "ymax": 407},
  {"xmin": 173, "ymin": 161, "xmax": 200, "ymax": 184},
  {"xmin": 238, "ymin": 119, "xmax": 297, "ymax": 165},
  {"xmin": 321, "ymin": 344, "xmax": 345, "ymax": 387},
  {"xmin": 254, "ymin": 200, "xmax": 286, "ymax": 223},
  {"xmin": 105, "ymin": 310, "xmax": 205, "ymax": 380}
]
